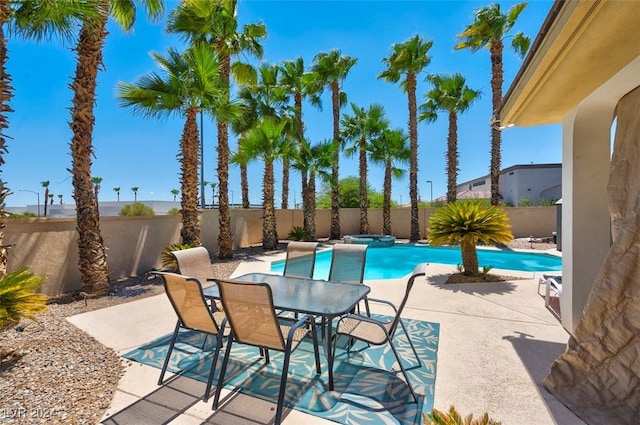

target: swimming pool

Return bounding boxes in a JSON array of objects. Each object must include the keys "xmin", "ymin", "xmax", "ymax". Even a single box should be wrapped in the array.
[{"xmin": 270, "ymin": 244, "xmax": 562, "ymax": 279}]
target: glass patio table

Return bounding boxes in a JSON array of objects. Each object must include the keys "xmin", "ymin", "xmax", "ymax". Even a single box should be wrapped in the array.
[{"xmin": 203, "ymin": 272, "xmax": 370, "ymax": 390}]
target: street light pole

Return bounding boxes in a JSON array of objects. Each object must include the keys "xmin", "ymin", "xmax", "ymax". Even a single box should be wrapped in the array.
[
  {"xmin": 19, "ymin": 189, "xmax": 40, "ymax": 217},
  {"xmin": 426, "ymin": 180, "xmax": 433, "ymax": 203}
]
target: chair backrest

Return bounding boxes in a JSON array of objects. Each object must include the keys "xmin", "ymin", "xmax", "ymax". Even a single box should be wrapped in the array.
[
  {"xmin": 214, "ymin": 278, "xmax": 286, "ymax": 351},
  {"xmin": 389, "ymin": 263, "xmax": 428, "ymax": 335},
  {"xmin": 161, "ymin": 272, "xmax": 220, "ymax": 335},
  {"xmin": 171, "ymin": 246, "xmax": 214, "ymax": 284},
  {"xmin": 283, "ymin": 241, "xmax": 319, "ymax": 278},
  {"xmin": 328, "ymin": 244, "xmax": 368, "ymax": 284}
]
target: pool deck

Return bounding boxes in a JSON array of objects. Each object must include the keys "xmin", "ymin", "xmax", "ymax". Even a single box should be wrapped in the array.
[{"xmin": 67, "ymin": 247, "xmax": 585, "ymax": 425}]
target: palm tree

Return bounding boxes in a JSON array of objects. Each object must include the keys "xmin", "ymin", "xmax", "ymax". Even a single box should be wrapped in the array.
[
  {"xmin": 278, "ymin": 57, "xmax": 321, "ymax": 218},
  {"xmin": 340, "ymin": 102, "xmax": 389, "ymax": 234},
  {"xmin": 117, "ymin": 43, "xmax": 233, "ymax": 246},
  {"xmin": 131, "ymin": 186, "xmax": 139, "ymax": 202},
  {"xmin": 171, "ymin": 188, "xmax": 179, "ymax": 202},
  {"xmin": 91, "ymin": 176, "xmax": 102, "ymax": 203},
  {"xmin": 428, "ymin": 200, "xmax": 513, "ymax": 275},
  {"xmin": 57, "ymin": 194, "xmax": 63, "ymax": 204},
  {"xmin": 209, "ymin": 182, "xmax": 217, "ymax": 207},
  {"xmin": 48, "ymin": 194, "xmax": 54, "ymax": 205},
  {"xmin": 167, "ymin": 0, "xmax": 266, "ymax": 259},
  {"xmin": 230, "ymin": 149, "xmax": 250, "ymax": 208},
  {"xmin": 310, "ymin": 49, "xmax": 357, "ymax": 240},
  {"xmin": 455, "ymin": 2, "xmax": 530, "ymax": 206},
  {"xmin": 379, "ymin": 35, "xmax": 433, "ymax": 241},
  {"xmin": 113, "ymin": 186, "xmax": 120, "ymax": 202},
  {"xmin": 40, "ymin": 181, "xmax": 50, "ymax": 217},
  {"xmin": 420, "ymin": 73, "xmax": 481, "ymax": 202},
  {"xmin": 67, "ymin": 0, "xmax": 163, "ymax": 296},
  {"xmin": 238, "ymin": 117, "xmax": 293, "ymax": 250},
  {"xmin": 369, "ymin": 128, "xmax": 411, "ymax": 235},
  {"xmin": 292, "ymin": 139, "xmax": 335, "ymax": 240}
]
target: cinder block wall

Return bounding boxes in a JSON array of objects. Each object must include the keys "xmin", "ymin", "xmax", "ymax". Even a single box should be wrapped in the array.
[{"xmin": 4, "ymin": 206, "xmax": 556, "ymax": 295}]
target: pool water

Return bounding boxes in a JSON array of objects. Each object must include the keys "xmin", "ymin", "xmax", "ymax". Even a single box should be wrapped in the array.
[{"xmin": 270, "ymin": 244, "xmax": 562, "ymax": 280}]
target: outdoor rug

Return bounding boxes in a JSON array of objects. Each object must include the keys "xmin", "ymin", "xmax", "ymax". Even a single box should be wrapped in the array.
[{"xmin": 122, "ymin": 315, "xmax": 439, "ymax": 425}]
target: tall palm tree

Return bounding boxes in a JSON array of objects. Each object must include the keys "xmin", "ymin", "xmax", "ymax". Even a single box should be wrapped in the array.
[
  {"xmin": 113, "ymin": 186, "xmax": 120, "ymax": 202},
  {"xmin": 340, "ymin": 102, "xmax": 389, "ymax": 234},
  {"xmin": 420, "ymin": 73, "xmax": 481, "ymax": 202},
  {"xmin": 229, "ymin": 148, "xmax": 250, "ymax": 209},
  {"xmin": 379, "ymin": 35, "xmax": 433, "ymax": 241},
  {"xmin": 40, "ymin": 180, "xmax": 50, "ymax": 217},
  {"xmin": 117, "ymin": 43, "xmax": 233, "ymax": 246},
  {"xmin": 292, "ymin": 139, "xmax": 335, "ymax": 241},
  {"xmin": 209, "ymin": 182, "xmax": 217, "ymax": 207},
  {"xmin": 67, "ymin": 0, "xmax": 163, "ymax": 296},
  {"xmin": 238, "ymin": 117, "xmax": 293, "ymax": 249},
  {"xmin": 57, "ymin": 194, "xmax": 63, "ymax": 204},
  {"xmin": 167, "ymin": 0, "xmax": 266, "ymax": 259},
  {"xmin": 369, "ymin": 128, "xmax": 411, "ymax": 235},
  {"xmin": 310, "ymin": 49, "xmax": 357, "ymax": 240},
  {"xmin": 91, "ymin": 176, "xmax": 102, "ymax": 202},
  {"xmin": 3, "ymin": 1, "xmax": 101, "ymax": 280},
  {"xmin": 171, "ymin": 188, "xmax": 179, "ymax": 202},
  {"xmin": 278, "ymin": 57, "xmax": 321, "ymax": 219},
  {"xmin": 455, "ymin": 2, "xmax": 530, "ymax": 206},
  {"xmin": 131, "ymin": 186, "xmax": 139, "ymax": 202}
]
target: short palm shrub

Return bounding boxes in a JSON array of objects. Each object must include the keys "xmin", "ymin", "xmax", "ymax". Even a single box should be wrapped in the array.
[
  {"xmin": 428, "ymin": 200, "xmax": 513, "ymax": 276},
  {"xmin": 119, "ymin": 202, "xmax": 155, "ymax": 216},
  {"xmin": 287, "ymin": 226, "xmax": 311, "ymax": 241},
  {"xmin": 0, "ymin": 267, "xmax": 48, "ymax": 331},
  {"xmin": 160, "ymin": 242, "xmax": 195, "ymax": 271},
  {"xmin": 425, "ymin": 406, "xmax": 501, "ymax": 425}
]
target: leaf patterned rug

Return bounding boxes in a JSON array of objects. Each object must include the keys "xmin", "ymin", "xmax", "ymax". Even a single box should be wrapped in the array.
[{"xmin": 123, "ymin": 315, "xmax": 439, "ymax": 425}]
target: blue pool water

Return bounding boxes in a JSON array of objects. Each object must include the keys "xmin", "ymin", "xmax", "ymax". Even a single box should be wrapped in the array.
[{"xmin": 270, "ymin": 244, "xmax": 562, "ymax": 280}]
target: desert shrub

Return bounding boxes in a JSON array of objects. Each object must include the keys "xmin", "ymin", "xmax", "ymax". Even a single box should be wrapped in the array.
[
  {"xmin": 0, "ymin": 267, "xmax": 48, "ymax": 331},
  {"xmin": 425, "ymin": 406, "xmax": 502, "ymax": 425},
  {"xmin": 167, "ymin": 207, "xmax": 180, "ymax": 215},
  {"xmin": 160, "ymin": 242, "xmax": 195, "ymax": 271},
  {"xmin": 287, "ymin": 226, "xmax": 311, "ymax": 241},
  {"xmin": 8, "ymin": 212, "xmax": 37, "ymax": 219},
  {"xmin": 119, "ymin": 202, "xmax": 155, "ymax": 216}
]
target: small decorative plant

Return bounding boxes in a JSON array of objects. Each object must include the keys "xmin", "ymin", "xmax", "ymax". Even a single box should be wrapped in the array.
[
  {"xmin": 0, "ymin": 267, "xmax": 48, "ymax": 331},
  {"xmin": 428, "ymin": 200, "xmax": 513, "ymax": 276},
  {"xmin": 424, "ymin": 406, "xmax": 502, "ymax": 425},
  {"xmin": 287, "ymin": 226, "xmax": 311, "ymax": 241},
  {"xmin": 119, "ymin": 202, "xmax": 155, "ymax": 216},
  {"xmin": 160, "ymin": 243, "xmax": 195, "ymax": 271}
]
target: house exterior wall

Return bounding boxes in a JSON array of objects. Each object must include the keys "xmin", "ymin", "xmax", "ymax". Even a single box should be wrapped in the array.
[{"xmin": 5, "ymin": 206, "xmax": 556, "ymax": 296}]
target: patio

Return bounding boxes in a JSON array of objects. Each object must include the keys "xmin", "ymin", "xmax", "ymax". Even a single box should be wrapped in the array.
[{"xmin": 65, "ymin": 251, "xmax": 586, "ymax": 425}]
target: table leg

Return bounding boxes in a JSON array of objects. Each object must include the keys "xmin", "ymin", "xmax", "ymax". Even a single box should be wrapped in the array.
[{"xmin": 325, "ymin": 315, "xmax": 335, "ymax": 391}]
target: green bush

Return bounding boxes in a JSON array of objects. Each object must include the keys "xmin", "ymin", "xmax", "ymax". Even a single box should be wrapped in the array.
[
  {"xmin": 8, "ymin": 212, "xmax": 37, "ymax": 219},
  {"xmin": 0, "ymin": 267, "xmax": 48, "ymax": 331},
  {"xmin": 167, "ymin": 207, "xmax": 180, "ymax": 215},
  {"xmin": 119, "ymin": 202, "xmax": 155, "ymax": 216},
  {"xmin": 287, "ymin": 226, "xmax": 311, "ymax": 241}
]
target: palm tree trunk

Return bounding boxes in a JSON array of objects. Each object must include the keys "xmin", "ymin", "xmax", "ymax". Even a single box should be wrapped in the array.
[
  {"xmin": 70, "ymin": 11, "xmax": 110, "ymax": 296},
  {"xmin": 240, "ymin": 162, "xmax": 249, "ymax": 208},
  {"xmin": 407, "ymin": 72, "xmax": 420, "ymax": 241},
  {"xmin": 281, "ymin": 157, "xmax": 289, "ymax": 209},
  {"xmin": 359, "ymin": 137, "xmax": 369, "ymax": 234},
  {"xmin": 461, "ymin": 240, "xmax": 478, "ymax": 275},
  {"xmin": 306, "ymin": 173, "xmax": 316, "ymax": 240},
  {"xmin": 43, "ymin": 187, "xmax": 49, "ymax": 217},
  {"xmin": 447, "ymin": 111, "xmax": 459, "ymax": 202},
  {"xmin": 179, "ymin": 107, "xmax": 201, "ymax": 246},
  {"xmin": 490, "ymin": 41, "xmax": 504, "ymax": 206},
  {"xmin": 216, "ymin": 51, "xmax": 233, "ymax": 258},
  {"xmin": 263, "ymin": 160, "xmax": 278, "ymax": 249},
  {"xmin": 383, "ymin": 160, "xmax": 392, "ymax": 235},
  {"xmin": 329, "ymin": 80, "xmax": 341, "ymax": 240},
  {"xmin": 295, "ymin": 92, "xmax": 310, "ymax": 233},
  {"xmin": 0, "ymin": 0, "xmax": 12, "ymax": 277}
]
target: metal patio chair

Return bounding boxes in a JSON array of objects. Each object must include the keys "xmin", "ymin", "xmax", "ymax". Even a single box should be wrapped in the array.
[
  {"xmin": 329, "ymin": 243, "xmax": 370, "ymax": 315},
  {"xmin": 332, "ymin": 262, "xmax": 429, "ymax": 403},
  {"xmin": 158, "ymin": 272, "xmax": 228, "ymax": 401},
  {"xmin": 283, "ymin": 241, "xmax": 319, "ymax": 279},
  {"xmin": 212, "ymin": 278, "xmax": 321, "ymax": 425}
]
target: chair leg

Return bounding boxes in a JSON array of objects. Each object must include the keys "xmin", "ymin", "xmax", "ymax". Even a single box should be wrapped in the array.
[
  {"xmin": 398, "ymin": 318, "xmax": 421, "ymax": 367},
  {"xmin": 158, "ymin": 322, "xmax": 181, "ymax": 385},
  {"xmin": 275, "ymin": 350, "xmax": 293, "ymax": 425},
  {"xmin": 309, "ymin": 319, "xmax": 321, "ymax": 374},
  {"xmin": 388, "ymin": 338, "xmax": 418, "ymax": 403},
  {"xmin": 203, "ymin": 333, "xmax": 223, "ymax": 402},
  {"xmin": 213, "ymin": 336, "xmax": 234, "ymax": 409}
]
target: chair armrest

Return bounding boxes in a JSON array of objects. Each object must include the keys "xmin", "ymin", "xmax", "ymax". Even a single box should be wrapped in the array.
[{"xmin": 363, "ymin": 297, "xmax": 398, "ymax": 314}]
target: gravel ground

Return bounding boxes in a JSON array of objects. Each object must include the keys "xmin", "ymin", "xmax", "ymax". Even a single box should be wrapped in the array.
[{"xmin": 0, "ymin": 239, "xmax": 556, "ymax": 424}]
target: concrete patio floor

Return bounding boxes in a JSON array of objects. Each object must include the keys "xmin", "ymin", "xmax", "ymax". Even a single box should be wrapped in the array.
[{"xmin": 67, "ymin": 251, "xmax": 586, "ymax": 425}]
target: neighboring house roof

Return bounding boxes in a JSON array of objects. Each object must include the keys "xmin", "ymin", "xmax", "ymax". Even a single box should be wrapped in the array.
[
  {"xmin": 457, "ymin": 163, "xmax": 561, "ymax": 187},
  {"xmin": 499, "ymin": 0, "xmax": 640, "ymax": 126}
]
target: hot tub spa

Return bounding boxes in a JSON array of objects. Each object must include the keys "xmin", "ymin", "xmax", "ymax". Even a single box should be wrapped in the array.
[{"xmin": 343, "ymin": 234, "xmax": 396, "ymax": 248}]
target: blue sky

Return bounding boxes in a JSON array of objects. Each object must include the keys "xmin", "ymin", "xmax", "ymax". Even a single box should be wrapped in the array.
[{"xmin": 5, "ymin": 0, "xmax": 560, "ymax": 208}]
